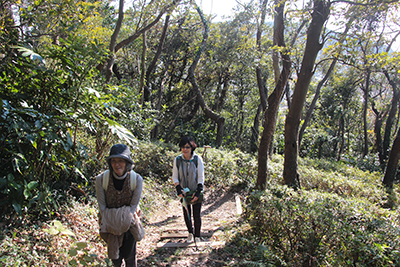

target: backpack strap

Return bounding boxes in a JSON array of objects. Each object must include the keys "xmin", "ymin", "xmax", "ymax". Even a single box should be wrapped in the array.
[
  {"xmin": 176, "ymin": 155, "xmax": 198, "ymax": 171},
  {"xmin": 130, "ymin": 170, "xmax": 137, "ymax": 191},
  {"xmin": 102, "ymin": 169, "xmax": 137, "ymax": 191},
  {"xmin": 102, "ymin": 170, "xmax": 110, "ymax": 191}
]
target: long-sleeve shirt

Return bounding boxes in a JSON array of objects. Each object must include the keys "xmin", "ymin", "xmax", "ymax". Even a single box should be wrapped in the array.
[{"xmin": 172, "ymin": 153, "xmax": 204, "ymax": 191}]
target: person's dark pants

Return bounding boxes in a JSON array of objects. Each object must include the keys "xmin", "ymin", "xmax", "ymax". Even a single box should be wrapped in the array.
[
  {"xmin": 182, "ymin": 202, "xmax": 202, "ymax": 237},
  {"xmin": 112, "ymin": 231, "xmax": 137, "ymax": 267}
]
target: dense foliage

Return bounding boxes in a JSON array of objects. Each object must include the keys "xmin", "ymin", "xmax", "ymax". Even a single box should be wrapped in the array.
[
  {"xmin": 0, "ymin": 143, "xmax": 398, "ymax": 266},
  {"xmin": 1, "ymin": 0, "xmax": 400, "ymax": 216},
  {"xmin": 1, "ymin": 1, "xmax": 400, "ymax": 266}
]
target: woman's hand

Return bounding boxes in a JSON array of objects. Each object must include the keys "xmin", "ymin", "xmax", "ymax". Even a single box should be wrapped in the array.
[{"xmin": 175, "ymin": 184, "xmax": 185, "ymax": 197}]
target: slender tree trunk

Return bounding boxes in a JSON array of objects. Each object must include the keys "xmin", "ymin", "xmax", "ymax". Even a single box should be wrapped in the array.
[
  {"xmin": 299, "ymin": 60, "xmax": 336, "ymax": 146},
  {"xmin": 150, "ymin": 62, "xmax": 170, "ymax": 139},
  {"xmin": 250, "ymin": 104, "xmax": 262, "ymax": 153},
  {"xmin": 252, "ymin": 0, "xmax": 268, "ymax": 154},
  {"xmin": 257, "ymin": 0, "xmax": 291, "ymax": 190},
  {"xmin": 298, "ymin": 21, "xmax": 352, "ymax": 147},
  {"xmin": 105, "ymin": 0, "xmax": 124, "ymax": 81},
  {"xmin": 272, "ymin": 0, "xmax": 280, "ymax": 85},
  {"xmin": 383, "ymin": 127, "xmax": 400, "ymax": 189},
  {"xmin": 283, "ymin": 0, "xmax": 330, "ymax": 189},
  {"xmin": 337, "ymin": 115, "xmax": 345, "ymax": 161},
  {"xmin": 139, "ymin": 31, "xmax": 147, "ymax": 104},
  {"xmin": 382, "ymin": 71, "xmax": 400, "ymax": 162},
  {"xmin": 101, "ymin": 0, "xmax": 180, "ymax": 81},
  {"xmin": 372, "ymin": 102, "xmax": 387, "ymax": 169},
  {"xmin": 284, "ymin": 81, "xmax": 291, "ymax": 110},
  {"xmin": 188, "ymin": 3, "xmax": 225, "ymax": 148},
  {"xmin": 361, "ymin": 69, "xmax": 370, "ymax": 158},
  {"xmin": 256, "ymin": 0, "xmax": 269, "ymax": 111},
  {"xmin": 144, "ymin": 15, "xmax": 170, "ymax": 104}
]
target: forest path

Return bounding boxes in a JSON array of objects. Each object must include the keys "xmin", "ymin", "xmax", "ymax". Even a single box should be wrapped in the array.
[{"xmin": 137, "ymin": 187, "xmax": 242, "ymax": 266}]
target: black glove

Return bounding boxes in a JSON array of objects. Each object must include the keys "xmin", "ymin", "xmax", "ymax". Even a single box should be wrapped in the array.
[
  {"xmin": 176, "ymin": 184, "xmax": 183, "ymax": 196},
  {"xmin": 195, "ymin": 183, "xmax": 203, "ymax": 198}
]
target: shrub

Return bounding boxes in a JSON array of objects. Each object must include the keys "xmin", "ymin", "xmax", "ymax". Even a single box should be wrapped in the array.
[{"xmin": 241, "ymin": 185, "xmax": 400, "ymax": 266}]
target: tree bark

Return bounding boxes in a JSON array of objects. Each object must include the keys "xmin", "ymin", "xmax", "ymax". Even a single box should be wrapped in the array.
[
  {"xmin": 372, "ymin": 101, "xmax": 388, "ymax": 168},
  {"xmin": 104, "ymin": 0, "xmax": 124, "ymax": 81},
  {"xmin": 250, "ymin": 104, "xmax": 262, "ymax": 153},
  {"xmin": 188, "ymin": 3, "xmax": 225, "ymax": 148},
  {"xmin": 144, "ymin": 15, "xmax": 170, "ymax": 103},
  {"xmin": 360, "ymin": 69, "xmax": 370, "ymax": 158},
  {"xmin": 139, "ymin": 31, "xmax": 147, "ymax": 104},
  {"xmin": 283, "ymin": 0, "xmax": 330, "ymax": 189},
  {"xmin": 257, "ymin": 0, "xmax": 291, "ymax": 190},
  {"xmin": 382, "ymin": 71, "xmax": 400, "ymax": 163},
  {"xmin": 298, "ymin": 60, "xmax": 336, "ymax": 147},
  {"xmin": 383, "ymin": 127, "xmax": 400, "ymax": 189},
  {"xmin": 298, "ymin": 20, "xmax": 352, "ymax": 148}
]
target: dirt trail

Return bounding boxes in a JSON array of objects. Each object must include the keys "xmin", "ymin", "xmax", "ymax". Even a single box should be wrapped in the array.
[{"xmin": 137, "ymin": 188, "xmax": 241, "ymax": 266}]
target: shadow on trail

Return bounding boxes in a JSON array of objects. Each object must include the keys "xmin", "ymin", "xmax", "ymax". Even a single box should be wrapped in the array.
[
  {"xmin": 145, "ymin": 214, "xmax": 180, "ymax": 227},
  {"xmin": 201, "ymin": 189, "xmax": 235, "ymax": 217}
]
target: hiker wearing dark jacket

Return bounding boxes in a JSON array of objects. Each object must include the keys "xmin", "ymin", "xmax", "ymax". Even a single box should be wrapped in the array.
[
  {"xmin": 171, "ymin": 136, "xmax": 205, "ymax": 243},
  {"xmin": 95, "ymin": 144, "xmax": 143, "ymax": 267}
]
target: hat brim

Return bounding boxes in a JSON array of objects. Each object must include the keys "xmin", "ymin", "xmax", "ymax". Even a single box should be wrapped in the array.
[{"xmin": 106, "ymin": 154, "xmax": 134, "ymax": 164}]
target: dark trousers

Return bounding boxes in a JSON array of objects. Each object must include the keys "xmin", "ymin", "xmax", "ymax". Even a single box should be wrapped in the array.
[
  {"xmin": 182, "ymin": 202, "xmax": 202, "ymax": 237},
  {"xmin": 112, "ymin": 231, "xmax": 137, "ymax": 267}
]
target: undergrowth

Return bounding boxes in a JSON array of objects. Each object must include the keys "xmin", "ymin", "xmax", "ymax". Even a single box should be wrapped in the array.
[{"xmin": 0, "ymin": 141, "xmax": 399, "ymax": 266}]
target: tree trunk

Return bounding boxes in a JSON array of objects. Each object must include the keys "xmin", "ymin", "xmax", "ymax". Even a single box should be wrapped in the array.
[
  {"xmin": 256, "ymin": 0, "xmax": 269, "ymax": 111},
  {"xmin": 150, "ymin": 62, "xmax": 170, "ymax": 140},
  {"xmin": 250, "ymin": 104, "xmax": 262, "ymax": 153},
  {"xmin": 299, "ymin": 59, "xmax": 336, "ymax": 147},
  {"xmin": 298, "ymin": 21, "xmax": 352, "ymax": 148},
  {"xmin": 215, "ymin": 71, "xmax": 230, "ymax": 112},
  {"xmin": 382, "ymin": 71, "xmax": 400, "ymax": 163},
  {"xmin": 139, "ymin": 31, "xmax": 147, "ymax": 104},
  {"xmin": 361, "ymin": 69, "xmax": 370, "ymax": 158},
  {"xmin": 257, "ymin": 0, "xmax": 291, "ymax": 190},
  {"xmin": 144, "ymin": 15, "xmax": 170, "ymax": 104},
  {"xmin": 337, "ymin": 115, "xmax": 345, "ymax": 161},
  {"xmin": 283, "ymin": 0, "xmax": 330, "ymax": 189},
  {"xmin": 383, "ymin": 127, "xmax": 400, "ymax": 189},
  {"xmin": 372, "ymin": 101, "xmax": 387, "ymax": 169},
  {"xmin": 188, "ymin": 3, "xmax": 225, "ymax": 148},
  {"xmin": 271, "ymin": 0, "xmax": 280, "ymax": 85},
  {"xmin": 102, "ymin": 0, "xmax": 180, "ymax": 81},
  {"xmin": 105, "ymin": 0, "xmax": 124, "ymax": 81}
]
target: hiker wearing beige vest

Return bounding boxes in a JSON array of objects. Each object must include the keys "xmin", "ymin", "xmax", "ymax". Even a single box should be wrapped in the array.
[{"xmin": 95, "ymin": 144, "xmax": 144, "ymax": 267}]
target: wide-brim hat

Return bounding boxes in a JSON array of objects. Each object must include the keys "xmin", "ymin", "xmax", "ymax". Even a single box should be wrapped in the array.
[{"xmin": 106, "ymin": 144, "xmax": 134, "ymax": 165}]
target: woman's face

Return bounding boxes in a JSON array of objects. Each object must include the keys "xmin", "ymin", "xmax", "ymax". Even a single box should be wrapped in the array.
[
  {"xmin": 181, "ymin": 143, "xmax": 192, "ymax": 159},
  {"xmin": 110, "ymin": 157, "xmax": 127, "ymax": 176}
]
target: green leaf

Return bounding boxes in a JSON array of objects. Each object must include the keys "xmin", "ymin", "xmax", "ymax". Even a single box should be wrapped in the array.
[
  {"xmin": 69, "ymin": 248, "xmax": 78, "ymax": 256},
  {"xmin": 27, "ymin": 181, "xmax": 39, "ymax": 190},
  {"xmin": 76, "ymin": 241, "xmax": 87, "ymax": 250},
  {"xmin": 12, "ymin": 202, "xmax": 21, "ymax": 214},
  {"xmin": 11, "ymin": 46, "xmax": 45, "ymax": 64},
  {"xmin": 43, "ymin": 227, "xmax": 58, "ymax": 235},
  {"xmin": 53, "ymin": 220, "xmax": 63, "ymax": 229}
]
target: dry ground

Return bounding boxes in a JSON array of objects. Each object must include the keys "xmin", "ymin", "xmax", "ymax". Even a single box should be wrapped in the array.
[{"xmin": 137, "ymin": 187, "xmax": 242, "ymax": 266}]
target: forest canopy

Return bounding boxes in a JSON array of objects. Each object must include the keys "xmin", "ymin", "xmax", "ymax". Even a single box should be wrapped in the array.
[{"xmin": 1, "ymin": 0, "xmax": 400, "ymax": 216}]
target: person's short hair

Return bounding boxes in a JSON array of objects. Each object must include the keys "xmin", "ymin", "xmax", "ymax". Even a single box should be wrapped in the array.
[{"xmin": 179, "ymin": 136, "xmax": 197, "ymax": 152}]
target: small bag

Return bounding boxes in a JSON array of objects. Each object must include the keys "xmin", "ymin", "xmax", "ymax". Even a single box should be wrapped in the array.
[
  {"xmin": 130, "ymin": 212, "xmax": 145, "ymax": 242},
  {"xmin": 185, "ymin": 190, "xmax": 204, "ymax": 204}
]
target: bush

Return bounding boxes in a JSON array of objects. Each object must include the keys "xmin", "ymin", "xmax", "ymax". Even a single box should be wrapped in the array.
[{"xmin": 240, "ymin": 185, "xmax": 400, "ymax": 266}]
